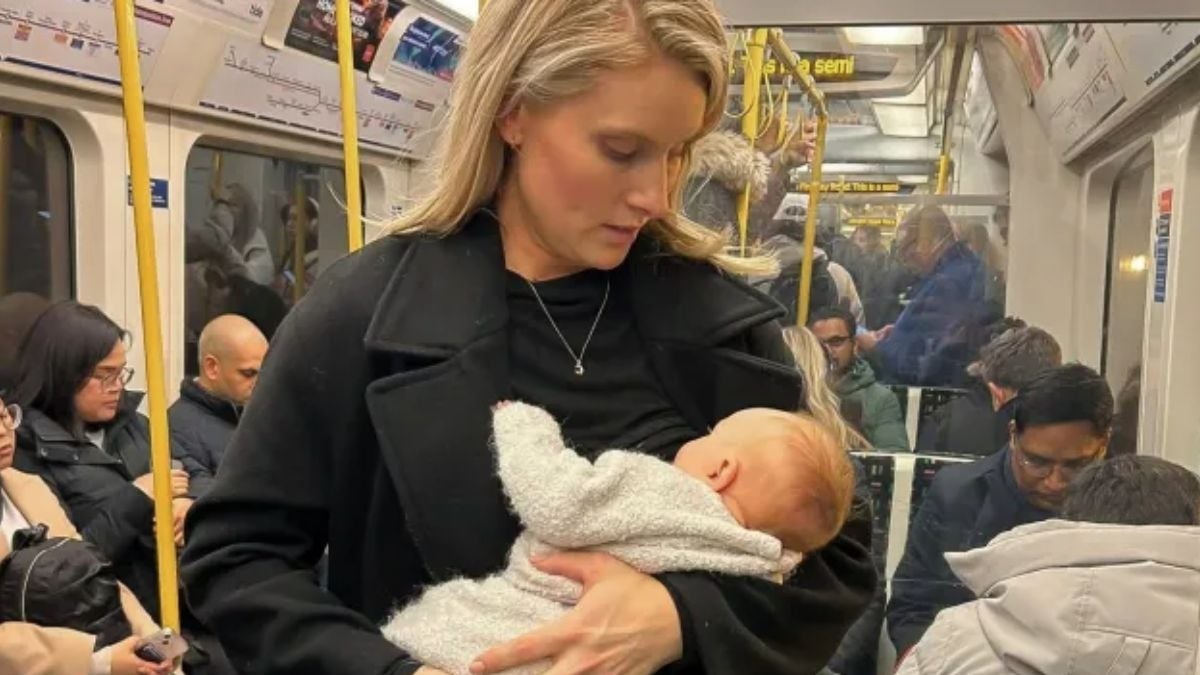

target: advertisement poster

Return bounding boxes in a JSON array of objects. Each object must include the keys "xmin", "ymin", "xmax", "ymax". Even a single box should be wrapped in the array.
[
  {"xmin": 282, "ymin": 0, "xmax": 403, "ymax": 71},
  {"xmin": 0, "ymin": 0, "xmax": 173, "ymax": 86},
  {"xmin": 391, "ymin": 15, "xmax": 460, "ymax": 82},
  {"xmin": 1106, "ymin": 22, "xmax": 1200, "ymax": 90}
]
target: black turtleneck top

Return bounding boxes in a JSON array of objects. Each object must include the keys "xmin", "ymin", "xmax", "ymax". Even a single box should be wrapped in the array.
[{"xmin": 506, "ymin": 268, "xmax": 699, "ymax": 460}]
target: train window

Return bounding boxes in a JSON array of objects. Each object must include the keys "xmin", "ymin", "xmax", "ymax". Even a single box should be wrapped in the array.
[
  {"xmin": 0, "ymin": 113, "xmax": 73, "ymax": 302},
  {"xmin": 183, "ymin": 145, "xmax": 359, "ymax": 375},
  {"xmin": 1101, "ymin": 146, "xmax": 1153, "ymax": 456}
]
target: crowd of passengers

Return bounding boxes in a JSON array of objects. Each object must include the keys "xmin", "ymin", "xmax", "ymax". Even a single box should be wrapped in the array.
[{"xmin": 1, "ymin": 0, "xmax": 1197, "ymax": 673}]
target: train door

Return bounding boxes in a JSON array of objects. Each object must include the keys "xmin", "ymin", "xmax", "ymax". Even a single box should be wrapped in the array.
[{"xmin": 1100, "ymin": 145, "xmax": 1153, "ymax": 455}]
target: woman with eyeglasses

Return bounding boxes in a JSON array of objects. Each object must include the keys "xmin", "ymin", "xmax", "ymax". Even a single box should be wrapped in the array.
[{"xmin": 11, "ymin": 301, "xmax": 192, "ymax": 617}]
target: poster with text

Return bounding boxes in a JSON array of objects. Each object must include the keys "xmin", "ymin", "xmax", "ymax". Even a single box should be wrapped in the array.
[
  {"xmin": 283, "ymin": 0, "xmax": 403, "ymax": 71},
  {"xmin": 391, "ymin": 15, "xmax": 460, "ymax": 82}
]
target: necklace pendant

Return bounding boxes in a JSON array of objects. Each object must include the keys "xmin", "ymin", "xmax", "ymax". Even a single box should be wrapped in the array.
[{"xmin": 574, "ymin": 362, "xmax": 585, "ymax": 376}]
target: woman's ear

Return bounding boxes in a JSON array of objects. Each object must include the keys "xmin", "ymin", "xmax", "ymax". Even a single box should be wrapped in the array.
[{"xmin": 497, "ymin": 104, "xmax": 527, "ymax": 150}]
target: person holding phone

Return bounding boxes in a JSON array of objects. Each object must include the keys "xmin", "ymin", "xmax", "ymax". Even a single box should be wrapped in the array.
[
  {"xmin": 0, "ymin": 397, "xmax": 173, "ymax": 675},
  {"xmin": 11, "ymin": 301, "xmax": 194, "ymax": 617}
]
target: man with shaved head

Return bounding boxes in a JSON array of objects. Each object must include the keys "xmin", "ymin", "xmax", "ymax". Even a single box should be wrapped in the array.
[{"xmin": 170, "ymin": 314, "xmax": 268, "ymax": 498}]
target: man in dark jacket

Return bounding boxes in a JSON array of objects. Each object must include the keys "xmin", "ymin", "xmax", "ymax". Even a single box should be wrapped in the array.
[
  {"xmin": 858, "ymin": 206, "xmax": 989, "ymax": 386},
  {"xmin": 887, "ymin": 364, "xmax": 1113, "ymax": 663},
  {"xmin": 170, "ymin": 315, "xmax": 266, "ymax": 498},
  {"xmin": 917, "ymin": 325, "xmax": 1061, "ymax": 456},
  {"xmin": 809, "ymin": 307, "xmax": 909, "ymax": 452}
]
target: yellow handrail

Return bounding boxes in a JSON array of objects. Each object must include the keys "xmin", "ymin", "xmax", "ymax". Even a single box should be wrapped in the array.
[
  {"xmin": 736, "ymin": 28, "xmax": 769, "ymax": 257},
  {"xmin": 765, "ymin": 29, "xmax": 830, "ymax": 327},
  {"xmin": 111, "ymin": 0, "xmax": 179, "ymax": 631},
  {"xmin": 335, "ymin": 0, "xmax": 364, "ymax": 252}
]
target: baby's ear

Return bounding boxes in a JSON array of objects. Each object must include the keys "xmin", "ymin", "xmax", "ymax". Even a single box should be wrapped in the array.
[{"xmin": 709, "ymin": 457, "xmax": 740, "ymax": 492}]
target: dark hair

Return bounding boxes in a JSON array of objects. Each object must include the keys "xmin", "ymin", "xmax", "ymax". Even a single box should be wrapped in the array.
[
  {"xmin": 13, "ymin": 301, "xmax": 128, "ymax": 437},
  {"xmin": 976, "ymin": 327, "xmax": 1062, "ymax": 391},
  {"xmin": 279, "ymin": 196, "xmax": 319, "ymax": 225},
  {"xmin": 1013, "ymin": 363, "xmax": 1113, "ymax": 436},
  {"xmin": 807, "ymin": 306, "xmax": 857, "ymax": 338},
  {"xmin": 1062, "ymin": 455, "xmax": 1200, "ymax": 526}
]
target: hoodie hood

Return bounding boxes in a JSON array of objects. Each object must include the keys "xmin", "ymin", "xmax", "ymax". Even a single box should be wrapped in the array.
[
  {"xmin": 688, "ymin": 130, "xmax": 770, "ymax": 201},
  {"xmin": 944, "ymin": 519, "xmax": 1200, "ymax": 675},
  {"xmin": 837, "ymin": 359, "xmax": 877, "ymax": 396}
]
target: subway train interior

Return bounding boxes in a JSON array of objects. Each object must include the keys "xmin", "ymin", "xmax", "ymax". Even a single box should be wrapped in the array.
[{"xmin": 1, "ymin": 0, "xmax": 1200, "ymax": 673}]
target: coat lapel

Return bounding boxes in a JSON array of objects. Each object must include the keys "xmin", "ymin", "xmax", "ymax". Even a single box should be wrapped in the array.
[
  {"xmin": 1, "ymin": 468, "xmax": 80, "ymax": 543},
  {"xmin": 625, "ymin": 239, "xmax": 803, "ymax": 430},
  {"xmin": 363, "ymin": 213, "xmax": 517, "ymax": 581}
]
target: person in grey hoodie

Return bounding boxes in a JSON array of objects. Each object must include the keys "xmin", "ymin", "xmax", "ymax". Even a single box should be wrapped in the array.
[{"xmin": 896, "ymin": 454, "xmax": 1200, "ymax": 675}]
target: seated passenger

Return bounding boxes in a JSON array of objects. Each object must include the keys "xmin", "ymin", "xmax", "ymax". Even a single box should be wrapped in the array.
[
  {"xmin": 170, "ymin": 315, "xmax": 267, "ymax": 497},
  {"xmin": 12, "ymin": 301, "xmax": 192, "ymax": 616},
  {"xmin": 896, "ymin": 454, "xmax": 1200, "ymax": 675},
  {"xmin": 918, "ymin": 325, "xmax": 1061, "ymax": 456},
  {"xmin": 0, "ymin": 396, "xmax": 172, "ymax": 675},
  {"xmin": 886, "ymin": 363, "xmax": 1113, "ymax": 661},
  {"xmin": 857, "ymin": 205, "xmax": 991, "ymax": 386},
  {"xmin": 809, "ymin": 307, "xmax": 909, "ymax": 452},
  {"xmin": 382, "ymin": 402, "xmax": 854, "ymax": 675}
]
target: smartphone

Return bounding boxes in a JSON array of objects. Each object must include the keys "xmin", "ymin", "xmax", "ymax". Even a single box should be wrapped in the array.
[{"xmin": 134, "ymin": 628, "xmax": 189, "ymax": 663}]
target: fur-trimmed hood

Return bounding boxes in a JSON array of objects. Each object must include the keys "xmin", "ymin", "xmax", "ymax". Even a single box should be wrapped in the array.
[{"xmin": 688, "ymin": 130, "xmax": 770, "ymax": 201}]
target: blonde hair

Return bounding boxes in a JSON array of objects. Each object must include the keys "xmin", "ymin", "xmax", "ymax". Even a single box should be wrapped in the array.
[
  {"xmin": 781, "ymin": 326, "xmax": 869, "ymax": 451},
  {"xmin": 388, "ymin": 0, "xmax": 771, "ymax": 275}
]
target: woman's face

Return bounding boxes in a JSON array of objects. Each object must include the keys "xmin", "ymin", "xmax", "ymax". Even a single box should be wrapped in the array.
[
  {"xmin": 497, "ymin": 54, "xmax": 708, "ymax": 277},
  {"xmin": 74, "ymin": 339, "xmax": 128, "ymax": 425}
]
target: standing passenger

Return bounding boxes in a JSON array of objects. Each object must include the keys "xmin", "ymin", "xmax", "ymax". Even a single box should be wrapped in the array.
[{"xmin": 181, "ymin": 2, "xmax": 876, "ymax": 674}]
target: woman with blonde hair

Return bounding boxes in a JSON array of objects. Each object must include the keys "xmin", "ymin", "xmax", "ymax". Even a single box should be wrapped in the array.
[{"xmin": 182, "ymin": 2, "xmax": 874, "ymax": 674}]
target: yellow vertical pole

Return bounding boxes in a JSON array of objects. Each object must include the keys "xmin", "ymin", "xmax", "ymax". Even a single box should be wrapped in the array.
[
  {"xmin": 335, "ymin": 0, "xmax": 364, "ymax": 252},
  {"xmin": 111, "ymin": 0, "xmax": 179, "ymax": 631},
  {"xmin": 292, "ymin": 185, "xmax": 308, "ymax": 304},
  {"xmin": 736, "ymin": 28, "xmax": 769, "ymax": 256},
  {"xmin": 798, "ymin": 114, "xmax": 828, "ymax": 326},
  {"xmin": 936, "ymin": 154, "xmax": 951, "ymax": 194}
]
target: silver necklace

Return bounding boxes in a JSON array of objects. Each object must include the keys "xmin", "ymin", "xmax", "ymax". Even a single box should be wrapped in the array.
[{"xmin": 524, "ymin": 276, "xmax": 610, "ymax": 376}]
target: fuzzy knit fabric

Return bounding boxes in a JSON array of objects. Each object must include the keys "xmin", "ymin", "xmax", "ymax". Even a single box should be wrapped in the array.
[{"xmin": 381, "ymin": 402, "xmax": 801, "ymax": 675}]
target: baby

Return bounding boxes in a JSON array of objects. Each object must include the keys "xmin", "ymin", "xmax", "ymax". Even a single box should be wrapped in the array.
[{"xmin": 382, "ymin": 401, "xmax": 855, "ymax": 675}]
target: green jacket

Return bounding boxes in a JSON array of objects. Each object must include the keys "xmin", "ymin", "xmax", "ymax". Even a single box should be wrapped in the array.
[{"xmin": 837, "ymin": 359, "xmax": 910, "ymax": 452}]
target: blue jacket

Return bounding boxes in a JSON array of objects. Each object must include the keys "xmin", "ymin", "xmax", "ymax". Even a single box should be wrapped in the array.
[
  {"xmin": 885, "ymin": 446, "xmax": 1054, "ymax": 657},
  {"xmin": 876, "ymin": 244, "xmax": 986, "ymax": 385},
  {"xmin": 168, "ymin": 379, "xmax": 241, "ymax": 497}
]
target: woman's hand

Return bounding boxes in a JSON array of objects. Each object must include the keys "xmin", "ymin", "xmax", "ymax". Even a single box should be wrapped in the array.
[
  {"xmin": 133, "ymin": 471, "xmax": 190, "ymax": 500},
  {"xmin": 172, "ymin": 498, "xmax": 194, "ymax": 546},
  {"xmin": 109, "ymin": 635, "xmax": 173, "ymax": 675},
  {"xmin": 470, "ymin": 552, "xmax": 681, "ymax": 675}
]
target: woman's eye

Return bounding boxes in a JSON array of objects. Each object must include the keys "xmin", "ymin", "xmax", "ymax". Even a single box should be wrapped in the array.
[{"xmin": 603, "ymin": 146, "xmax": 638, "ymax": 164}]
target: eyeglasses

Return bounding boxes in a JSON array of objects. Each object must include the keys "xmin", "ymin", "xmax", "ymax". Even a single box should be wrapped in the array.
[
  {"xmin": 1, "ymin": 404, "xmax": 21, "ymax": 431},
  {"xmin": 1012, "ymin": 439, "xmax": 1101, "ymax": 480},
  {"xmin": 92, "ymin": 366, "xmax": 135, "ymax": 390},
  {"xmin": 820, "ymin": 335, "xmax": 852, "ymax": 349}
]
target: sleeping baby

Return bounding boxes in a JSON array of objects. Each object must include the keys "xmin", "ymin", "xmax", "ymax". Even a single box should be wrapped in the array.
[{"xmin": 382, "ymin": 401, "xmax": 856, "ymax": 675}]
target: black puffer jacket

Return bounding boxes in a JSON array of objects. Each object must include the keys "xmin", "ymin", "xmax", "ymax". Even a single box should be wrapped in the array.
[
  {"xmin": 13, "ymin": 392, "xmax": 188, "ymax": 616},
  {"xmin": 169, "ymin": 379, "xmax": 241, "ymax": 497}
]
